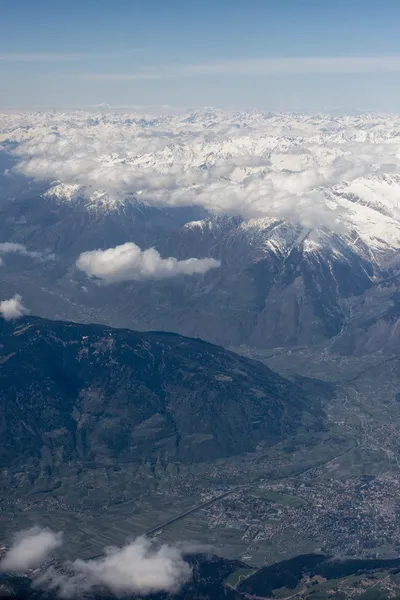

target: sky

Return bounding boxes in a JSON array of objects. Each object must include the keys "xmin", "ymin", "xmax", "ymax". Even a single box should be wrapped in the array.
[{"xmin": 2, "ymin": 0, "xmax": 400, "ymax": 111}]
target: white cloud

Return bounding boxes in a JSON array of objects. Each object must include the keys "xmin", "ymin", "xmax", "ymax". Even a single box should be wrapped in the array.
[
  {"xmin": 2, "ymin": 110, "xmax": 400, "ymax": 239},
  {"xmin": 0, "ymin": 49, "xmax": 144, "ymax": 62},
  {"xmin": 0, "ymin": 527, "xmax": 63, "ymax": 572},
  {"xmin": 76, "ymin": 242, "xmax": 220, "ymax": 284},
  {"xmin": 82, "ymin": 55, "xmax": 400, "ymax": 81},
  {"xmin": 0, "ymin": 242, "xmax": 27, "ymax": 253},
  {"xmin": 0, "ymin": 294, "xmax": 30, "ymax": 320},
  {"xmin": 2, "ymin": 527, "xmax": 192, "ymax": 598},
  {"xmin": 0, "ymin": 53, "xmax": 98, "ymax": 62},
  {"xmin": 0, "ymin": 242, "xmax": 55, "ymax": 264},
  {"xmin": 10, "ymin": 53, "xmax": 400, "ymax": 74},
  {"xmin": 35, "ymin": 536, "xmax": 191, "ymax": 598}
]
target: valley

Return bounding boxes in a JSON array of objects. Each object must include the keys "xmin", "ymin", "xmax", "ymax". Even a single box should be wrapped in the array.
[{"xmin": 1, "ymin": 327, "xmax": 399, "ymax": 569}]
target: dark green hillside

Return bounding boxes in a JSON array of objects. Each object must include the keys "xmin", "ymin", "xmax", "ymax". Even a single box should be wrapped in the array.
[{"xmin": 0, "ymin": 316, "xmax": 323, "ymax": 471}]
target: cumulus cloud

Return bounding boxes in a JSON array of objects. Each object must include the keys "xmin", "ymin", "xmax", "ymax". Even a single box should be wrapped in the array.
[
  {"xmin": 2, "ymin": 110, "xmax": 400, "ymax": 234},
  {"xmin": 76, "ymin": 242, "xmax": 220, "ymax": 284},
  {"xmin": 0, "ymin": 294, "xmax": 30, "ymax": 320},
  {"xmin": 36, "ymin": 536, "xmax": 192, "ymax": 598},
  {"xmin": 0, "ymin": 527, "xmax": 63, "ymax": 572},
  {"xmin": 2, "ymin": 527, "xmax": 194, "ymax": 598}
]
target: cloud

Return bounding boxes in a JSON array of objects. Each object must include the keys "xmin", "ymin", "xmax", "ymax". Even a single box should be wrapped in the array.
[
  {"xmin": 0, "ymin": 49, "xmax": 144, "ymax": 62},
  {"xmin": 0, "ymin": 294, "xmax": 30, "ymax": 320},
  {"xmin": 0, "ymin": 242, "xmax": 55, "ymax": 264},
  {"xmin": 76, "ymin": 242, "xmax": 220, "ymax": 284},
  {"xmin": 2, "ymin": 526, "xmax": 193, "ymax": 598},
  {"xmin": 0, "ymin": 53, "xmax": 99, "ymax": 62},
  {"xmin": 0, "ymin": 527, "xmax": 63, "ymax": 572},
  {"xmin": 35, "ymin": 536, "xmax": 191, "ymax": 598},
  {"xmin": 0, "ymin": 242, "xmax": 32, "ymax": 254},
  {"xmin": 14, "ymin": 52, "xmax": 400, "ymax": 74},
  {"xmin": 3, "ymin": 110, "xmax": 400, "ymax": 237},
  {"xmin": 82, "ymin": 55, "xmax": 400, "ymax": 81}
]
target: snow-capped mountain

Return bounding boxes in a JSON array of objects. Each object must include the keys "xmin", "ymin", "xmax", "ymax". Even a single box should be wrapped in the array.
[
  {"xmin": 147, "ymin": 214, "xmax": 377, "ymax": 348},
  {"xmin": 0, "ymin": 110, "xmax": 399, "ymax": 353}
]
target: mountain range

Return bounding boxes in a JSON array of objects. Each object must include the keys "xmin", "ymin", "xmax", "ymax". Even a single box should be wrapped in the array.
[
  {"xmin": 0, "ymin": 178, "xmax": 399, "ymax": 354},
  {"xmin": 1, "ymin": 110, "xmax": 400, "ymax": 354}
]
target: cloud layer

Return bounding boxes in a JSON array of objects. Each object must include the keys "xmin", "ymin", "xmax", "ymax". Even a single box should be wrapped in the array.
[
  {"xmin": 0, "ymin": 527, "xmax": 63, "ymax": 572},
  {"xmin": 76, "ymin": 242, "xmax": 220, "ymax": 283},
  {"xmin": 2, "ymin": 110, "xmax": 400, "ymax": 239},
  {"xmin": 83, "ymin": 55, "xmax": 400, "ymax": 81},
  {"xmin": 0, "ymin": 294, "xmax": 29, "ymax": 320}
]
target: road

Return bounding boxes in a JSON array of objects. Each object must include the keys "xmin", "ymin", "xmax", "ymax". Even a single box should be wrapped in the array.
[{"xmin": 144, "ymin": 483, "xmax": 253, "ymax": 536}]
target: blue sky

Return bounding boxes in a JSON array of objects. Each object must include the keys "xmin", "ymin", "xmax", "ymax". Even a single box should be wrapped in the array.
[{"xmin": 2, "ymin": 0, "xmax": 400, "ymax": 111}]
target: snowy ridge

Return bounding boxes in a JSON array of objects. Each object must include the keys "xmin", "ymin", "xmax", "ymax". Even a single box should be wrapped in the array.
[{"xmin": 1, "ymin": 110, "xmax": 400, "ymax": 261}]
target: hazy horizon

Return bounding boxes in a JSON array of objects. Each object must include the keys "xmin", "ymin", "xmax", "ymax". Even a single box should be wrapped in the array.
[{"xmin": 2, "ymin": 0, "xmax": 400, "ymax": 112}]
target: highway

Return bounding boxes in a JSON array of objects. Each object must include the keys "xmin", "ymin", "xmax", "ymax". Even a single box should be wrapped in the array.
[{"xmin": 143, "ymin": 483, "xmax": 253, "ymax": 536}]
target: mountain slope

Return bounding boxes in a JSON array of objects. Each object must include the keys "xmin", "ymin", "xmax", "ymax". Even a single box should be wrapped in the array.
[
  {"xmin": 0, "ymin": 179, "xmax": 205, "ymax": 262},
  {"xmin": 0, "ymin": 317, "xmax": 323, "ymax": 472},
  {"xmin": 149, "ymin": 216, "xmax": 379, "ymax": 347},
  {"xmin": 0, "ymin": 205, "xmax": 396, "ymax": 353},
  {"xmin": 57, "ymin": 213, "xmax": 378, "ymax": 349}
]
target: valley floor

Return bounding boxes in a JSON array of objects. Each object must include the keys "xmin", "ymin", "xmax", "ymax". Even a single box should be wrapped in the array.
[{"xmin": 2, "ymin": 347, "xmax": 400, "ymax": 568}]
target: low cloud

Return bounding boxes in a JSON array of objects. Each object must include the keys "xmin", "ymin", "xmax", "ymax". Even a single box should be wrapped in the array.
[
  {"xmin": 2, "ymin": 528, "xmax": 193, "ymax": 598},
  {"xmin": 0, "ymin": 243, "xmax": 27, "ymax": 253},
  {"xmin": 36, "ymin": 536, "xmax": 192, "ymax": 598},
  {"xmin": 0, "ymin": 242, "xmax": 55, "ymax": 265},
  {"xmin": 76, "ymin": 242, "xmax": 220, "ymax": 284},
  {"xmin": 0, "ymin": 294, "xmax": 29, "ymax": 320},
  {"xmin": 0, "ymin": 527, "xmax": 63, "ymax": 572}
]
